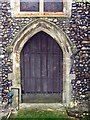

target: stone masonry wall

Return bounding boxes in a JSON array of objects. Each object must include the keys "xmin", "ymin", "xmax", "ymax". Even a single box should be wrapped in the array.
[
  {"xmin": 0, "ymin": 1, "xmax": 13, "ymax": 104},
  {"xmin": 69, "ymin": 2, "xmax": 90, "ymax": 104},
  {"xmin": 0, "ymin": 0, "xmax": 90, "ymax": 107}
]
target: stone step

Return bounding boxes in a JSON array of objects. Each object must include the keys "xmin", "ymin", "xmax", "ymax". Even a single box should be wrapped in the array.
[{"xmin": 20, "ymin": 103, "xmax": 65, "ymax": 112}]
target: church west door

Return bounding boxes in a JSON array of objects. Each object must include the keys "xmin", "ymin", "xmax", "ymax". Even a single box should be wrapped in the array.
[{"xmin": 20, "ymin": 31, "xmax": 63, "ymax": 103}]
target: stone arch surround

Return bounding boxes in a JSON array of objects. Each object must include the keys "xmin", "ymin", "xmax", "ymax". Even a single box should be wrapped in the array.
[{"xmin": 11, "ymin": 18, "xmax": 75, "ymax": 105}]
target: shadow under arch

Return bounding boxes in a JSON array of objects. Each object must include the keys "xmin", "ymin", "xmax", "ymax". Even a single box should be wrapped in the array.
[{"xmin": 11, "ymin": 18, "xmax": 76, "ymax": 105}]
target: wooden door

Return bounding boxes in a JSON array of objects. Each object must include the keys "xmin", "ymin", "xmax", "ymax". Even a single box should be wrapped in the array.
[{"xmin": 20, "ymin": 31, "xmax": 63, "ymax": 103}]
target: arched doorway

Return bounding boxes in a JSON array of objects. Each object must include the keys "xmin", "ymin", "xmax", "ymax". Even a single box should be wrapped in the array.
[
  {"xmin": 11, "ymin": 18, "xmax": 76, "ymax": 105},
  {"xmin": 20, "ymin": 31, "xmax": 63, "ymax": 103}
]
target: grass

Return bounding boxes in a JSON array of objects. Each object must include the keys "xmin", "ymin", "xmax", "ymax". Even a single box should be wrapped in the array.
[
  {"xmin": 9, "ymin": 108, "xmax": 73, "ymax": 120},
  {"xmin": 1, "ymin": 108, "xmax": 90, "ymax": 120}
]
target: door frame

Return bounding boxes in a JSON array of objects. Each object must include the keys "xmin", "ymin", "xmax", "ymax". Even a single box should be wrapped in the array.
[{"xmin": 11, "ymin": 18, "xmax": 76, "ymax": 105}]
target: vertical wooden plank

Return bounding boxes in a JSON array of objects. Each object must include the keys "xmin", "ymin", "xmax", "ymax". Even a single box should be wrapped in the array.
[
  {"xmin": 53, "ymin": 54, "xmax": 58, "ymax": 93},
  {"xmin": 59, "ymin": 51, "xmax": 63, "ymax": 93},
  {"xmin": 20, "ymin": 50, "xmax": 24, "ymax": 93},
  {"xmin": 47, "ymin": 54, "xmax": 53, "ymax": 93},
  {"xmin": 35, "ymin": 54, "xmax": 41, "ymax": 93},
  {"xmin": 41, "ymin": 35, "xmax": 47, "ymax": 53},
  {"xmin": 41, "ymin": 54, "xmax": 47, "ymax": 78},
  {"xmin": 30, "ymin": 53, "xmax": 35, "ymax": 92},
  {"xmin": 47, "ymin": 37, "xmax": 53, "ymax": 53},
  {"xmin": 42, "ymin": 54, "xmax": 47, "ymax": 93},
  {"xmin": 24, "ymin": 46, "xmax": 30, "ymax": 93}
]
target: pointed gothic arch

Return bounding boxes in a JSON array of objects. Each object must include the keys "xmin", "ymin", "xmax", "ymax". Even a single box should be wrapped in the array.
[{"xmin": 11, "ymin": 18, "xmax": 75, "ymax": 105}]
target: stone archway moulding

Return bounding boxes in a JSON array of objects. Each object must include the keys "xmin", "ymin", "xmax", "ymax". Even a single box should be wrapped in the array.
[{"xmin": 11, "ymin": 18, "xmax": 75, "ymax": 105}]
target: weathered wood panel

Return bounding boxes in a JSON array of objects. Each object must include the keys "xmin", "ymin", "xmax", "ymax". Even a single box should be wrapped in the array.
[{"xmin": 20, "ymin": 31, "xmax": 63, "ymax": 102}]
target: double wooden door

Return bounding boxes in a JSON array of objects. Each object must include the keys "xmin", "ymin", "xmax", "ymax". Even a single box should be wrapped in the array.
[{"xmin": 20, "ymin": 31, "xmax": 63, "ymax": 102}]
